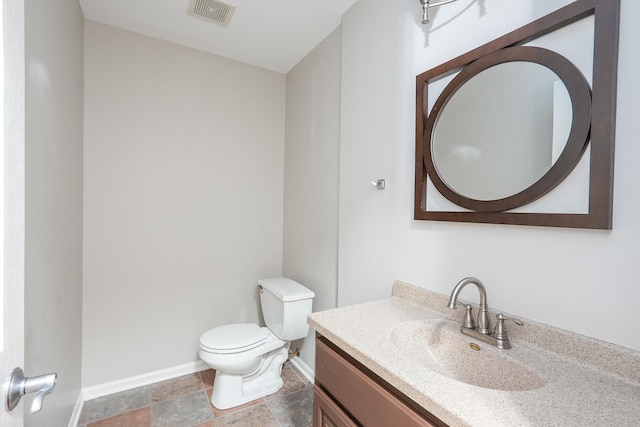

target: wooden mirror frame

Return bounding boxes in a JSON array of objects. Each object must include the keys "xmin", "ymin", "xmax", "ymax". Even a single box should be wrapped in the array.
[{"xmin": 414, "ymin": 0, "xmax": 620, "ymax": 229}]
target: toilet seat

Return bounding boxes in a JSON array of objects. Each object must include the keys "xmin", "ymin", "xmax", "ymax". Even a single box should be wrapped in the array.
[{"xmin": 200, "ymin": 323, "xmax": 268, "ymax": 354}]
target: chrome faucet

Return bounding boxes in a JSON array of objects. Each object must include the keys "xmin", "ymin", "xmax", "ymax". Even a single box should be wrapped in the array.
[
  {"xmin": 447, "ymin": 277, "xmax": 522, "ymax": 349},
  {"xmin": 447, "ymin": 277, "xmax": 491, "ymax": 334}
]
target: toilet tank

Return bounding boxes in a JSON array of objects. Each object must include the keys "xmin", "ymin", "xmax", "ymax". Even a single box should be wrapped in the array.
[{"xmin": 258, "ymin": 277, "xmax": 315, "ymax": 341}]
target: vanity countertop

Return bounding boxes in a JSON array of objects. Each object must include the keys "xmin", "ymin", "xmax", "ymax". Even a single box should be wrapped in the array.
[{"xmin": 307, "ymin": 281, "xmax": 640, "ymax": 427}]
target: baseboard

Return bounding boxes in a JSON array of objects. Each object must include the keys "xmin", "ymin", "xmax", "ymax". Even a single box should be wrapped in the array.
[
  {"xmin": 289, "ymin": 356, "xmax": 314, "ymax": 384},
  {"xmin": 74, "ymin": 358, "xmax": 310, "ymax": 426},
  {"xmin": 68, "ymin": 391, "xmax": 84, "ymax": 427},
  {"xmin": 81, "ymin": 360, "xmax": 209, "ymax": 401}
]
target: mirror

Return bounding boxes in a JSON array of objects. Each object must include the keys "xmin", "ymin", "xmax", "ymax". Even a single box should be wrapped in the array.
[
  {"xmin": 426, "ymin": 46, "xmax": 591, "ymax": 212},
  {"xmin": 433, "ymin": 61, "xmax": 572, "ymax": 201},
  {"xmin": 414, "ymin": 0, "xmax": 620, "ymax": 229}
]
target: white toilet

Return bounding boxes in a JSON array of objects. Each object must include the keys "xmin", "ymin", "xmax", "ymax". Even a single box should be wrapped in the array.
[{"xmin": 199, "ymin": 277, "xmax": 315, "ymax": 409}]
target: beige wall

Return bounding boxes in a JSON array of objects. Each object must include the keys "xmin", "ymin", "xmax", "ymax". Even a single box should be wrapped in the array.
[
  {"xmin": 24, "ymin": 0, "xmax": 84, "ymax": 425},
  {"xmin": 83, "ymin": 21, "xmax": 286, "ymax": 387},
  {"xmin": 337, "ymin": 0, "xmax": 640, "ymax": 352},
  {"xmin": 283, "ymin": 27, "xmax": 342, "ymax": 370}
]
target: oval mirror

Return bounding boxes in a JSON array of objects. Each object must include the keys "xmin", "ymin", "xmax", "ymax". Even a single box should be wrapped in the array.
[{"xmin": 424, "ymin": 46, "xmax": 591, "ymax": 212}]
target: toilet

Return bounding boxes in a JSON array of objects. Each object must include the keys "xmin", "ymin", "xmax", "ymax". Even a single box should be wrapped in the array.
[{"xmin": 199, "ymin": 277, "xmax": 315, "ymax": 409}]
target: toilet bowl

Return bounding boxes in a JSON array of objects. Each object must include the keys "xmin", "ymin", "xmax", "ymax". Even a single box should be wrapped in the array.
[{"xmin": 199, "ymin": 277, "xmax": 314, "ymax": 409}]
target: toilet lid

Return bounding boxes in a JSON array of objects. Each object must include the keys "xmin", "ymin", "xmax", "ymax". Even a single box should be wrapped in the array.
[{"xmin": 200, "ymin": 323, "xmax": 268, "ymax": 353}]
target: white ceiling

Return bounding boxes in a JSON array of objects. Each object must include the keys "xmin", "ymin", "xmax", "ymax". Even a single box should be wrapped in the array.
[{"xmin": 79, "ymin": 0, "xmax": 359, "ymax": 74}]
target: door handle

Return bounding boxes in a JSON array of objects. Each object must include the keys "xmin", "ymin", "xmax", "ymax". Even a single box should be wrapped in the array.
[{"xmin": 4, "ymin": 367, "xmax": 57, "ymax": 414}]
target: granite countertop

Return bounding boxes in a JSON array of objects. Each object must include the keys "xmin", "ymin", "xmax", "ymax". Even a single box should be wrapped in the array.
[{"xmin": 307, "ymin": 281, "xmax": 640, "ymax": 427}]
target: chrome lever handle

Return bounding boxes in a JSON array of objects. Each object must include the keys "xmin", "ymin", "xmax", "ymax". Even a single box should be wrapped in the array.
[
  {"xmin": 463, "ymin": 304, "xmax": 476, "ymax": 329},
  {"xmin": 493, "ymin": 314, "xmax": 523, "ymax": 340},
  {"xmin": 4, "ymin": 367, "xmax": 57, "ymax": 414},
  {"xmin": 26, "ymin": 373, "xmax": 57, "ymax": 414}
]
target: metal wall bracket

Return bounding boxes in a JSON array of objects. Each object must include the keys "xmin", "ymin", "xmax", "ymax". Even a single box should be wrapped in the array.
[{"xmin": 371, "ymin": 179, "xmax": 386, "ymax": 190}]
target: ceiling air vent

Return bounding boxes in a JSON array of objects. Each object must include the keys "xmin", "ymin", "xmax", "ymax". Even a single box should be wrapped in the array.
[{"xmin": 188, "ymin": 0, "xmax": 236, "ymax": 26}]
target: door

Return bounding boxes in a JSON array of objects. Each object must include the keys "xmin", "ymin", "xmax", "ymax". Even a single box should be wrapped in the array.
[{"xmin": 1, "ymin": 0, "xmax": 25, "ymax": 425}]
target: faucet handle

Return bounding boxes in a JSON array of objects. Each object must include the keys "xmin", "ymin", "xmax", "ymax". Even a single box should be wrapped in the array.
[
  {"xmin": 462, "ymin": 304, "xmax": 476, "ymax": 329},
  {"xmin": 493, "ymin": 314, "xmax": 523, "ymax": 341}
]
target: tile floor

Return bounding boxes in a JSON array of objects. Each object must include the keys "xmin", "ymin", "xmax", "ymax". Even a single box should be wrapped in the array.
[{"xmin": 78, "ymin": 361, "xmax": 314, "ymax": 427}]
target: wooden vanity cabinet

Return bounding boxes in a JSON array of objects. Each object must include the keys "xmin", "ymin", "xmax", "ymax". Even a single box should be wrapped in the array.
[{"xmin": 314, "ymin": 336, "xmax": 446, "ymax": 427}]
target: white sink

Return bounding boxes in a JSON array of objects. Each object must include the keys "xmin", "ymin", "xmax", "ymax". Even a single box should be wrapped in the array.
[{"xmin": 390, "ymin": 318, "xmax": 546, "ymax": 391}]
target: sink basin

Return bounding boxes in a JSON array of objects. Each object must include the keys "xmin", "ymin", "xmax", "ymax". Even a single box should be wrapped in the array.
[{"xmin": 390, "ymin": 318, "xmax": 546, "ymax": 391}]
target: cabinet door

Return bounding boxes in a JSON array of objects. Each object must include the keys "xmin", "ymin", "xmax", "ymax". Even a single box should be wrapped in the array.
[
  {"xmin": 316, "ymin": 338, "xmax": 438, "ymax": 427},
  {"xmin": 314, "ymin": 385, "xmax": 359, "ymax": 427}
]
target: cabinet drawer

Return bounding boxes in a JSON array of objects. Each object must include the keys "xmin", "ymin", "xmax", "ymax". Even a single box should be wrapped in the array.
[
  {"xmin": 314, "ymin": 385, "xmax": 359, "ymax": 427},
  {"xmin": 315, "ymin": 338, "xmax": 437, "ymax": 427}
]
